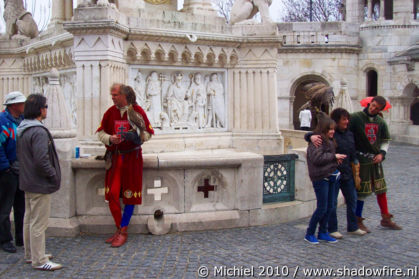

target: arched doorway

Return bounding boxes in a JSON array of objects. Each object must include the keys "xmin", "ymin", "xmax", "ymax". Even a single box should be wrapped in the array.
[
  {"xmin": 411, "ymin": 101, "xmax": 419, "ymax": 125},
  {"xmin": 367, "ymin": 69, "xmax": 378, "ymax": 96},
  {"xmin": 409, "ymin": 85, "xmax": 419, "ymax": 125},
  {"xmin": 292, "ymin": 75, "xmax": 329, "ymax": 130}
]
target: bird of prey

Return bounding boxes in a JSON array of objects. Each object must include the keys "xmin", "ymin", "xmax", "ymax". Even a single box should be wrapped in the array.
[
  {"xmin": 298, "ymin": 82, "xmax": 335, "ymax": 114},
  {"xmin": 298, "ymin": 82, "xmax": 335, "ymax": 127},
  {"xmin": 127, "ymin": 104, "xmax": 152, "ymax": 143}
]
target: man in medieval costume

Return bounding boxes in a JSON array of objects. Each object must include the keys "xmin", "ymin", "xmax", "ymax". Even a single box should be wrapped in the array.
[
  {"xmin": 97, "ymin": 84, "xmax": 154, "ymax": 247},
  {"xmin": 349, "ymin": 96, "xmax": 401, "ymax": 232}
]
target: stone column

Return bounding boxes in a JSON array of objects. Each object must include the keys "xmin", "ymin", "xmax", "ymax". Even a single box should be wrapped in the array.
[
  {"xmin": 345, "ymin": 0, "xmax": 365, "ymax": 23},
  {"xmin": 64, "ymin": 5, "xmax": 126, "ymax": 138},
  {"xmin": 51, "ymin": 0, "xmax": 66, "ymax": 23},
  {"xmin": 367, "ymin": 0, "xmax": 372, "ymax": 20},
  {"xmin": 65, "ymin": 0, "xmax": 74, "ymax": 20},
  {"xmin": 44, "ymin": 68, "xmax": 78, "ymax": 236},
  {"xmin": 51, "ymin": 0, "xmax": 73, "ymax": 24},
  {"xmin": 379, "ymin": 0, "xmax": 385, "ymax": 20}
]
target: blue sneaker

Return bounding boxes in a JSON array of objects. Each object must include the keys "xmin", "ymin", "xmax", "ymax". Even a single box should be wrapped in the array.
[
  {"xmin": 318, "ymin": 232, "xmax": 338, "ymax": 243},
  {"xmin": 304, "ymin": 235, "xmax": 319, "ymax": 244}
]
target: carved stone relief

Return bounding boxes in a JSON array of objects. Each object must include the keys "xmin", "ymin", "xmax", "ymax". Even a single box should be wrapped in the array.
[
  {"xmin": 32, "ymin": 71, "xmax": 77, "ymax": 128},
  {"xmin": 129, "ymin": 68, "xmax": 227, "ymax": 133}
]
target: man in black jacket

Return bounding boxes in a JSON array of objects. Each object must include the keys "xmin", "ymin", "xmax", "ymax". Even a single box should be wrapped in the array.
[
  {"xmin": 306, "ymin": 108, "xmax": 366, "ymax": 238},
  {"xmin": 17, "ymin": 94, "xmax": 62, "ymax": 271}
]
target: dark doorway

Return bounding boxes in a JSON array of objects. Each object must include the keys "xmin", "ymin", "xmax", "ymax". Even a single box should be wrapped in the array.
[
  {"xmin": 367, "ymin": 70, "xmax": 378, "ymax": 96},
  {"xmin": 384, "ymin": 0, "xmax": 393, "ymax": 20},
  {"xmin": 411, "ymin": 100, "xmax": 419, "ymax": 125}
]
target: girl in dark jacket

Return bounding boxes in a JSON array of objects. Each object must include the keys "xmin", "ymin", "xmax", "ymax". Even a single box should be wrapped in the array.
[{"xmin": 305, "ymin": 115, "xmax": 346, "ymax": 244}]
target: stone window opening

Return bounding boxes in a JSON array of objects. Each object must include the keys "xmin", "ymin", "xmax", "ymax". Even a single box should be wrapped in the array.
[
  {"xmin": 415, "ymin": 0, "xmax": 419, "ymax": 20},
  {"xmin": 384, "ymin": 0, "xmax": 393, "ymax": 20},
  {"xmin": 366, "ymin": 69, "xmax": 378, "ymax": 97}
]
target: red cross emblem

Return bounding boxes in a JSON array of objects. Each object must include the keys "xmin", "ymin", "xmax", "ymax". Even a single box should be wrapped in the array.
[
  {"xmin": 365, "ymin": 123, "xmax": 378, "ymax": 145},
  {"xmin": 114, "ymin": 120, "xmax": 130, "ymax": 138}
]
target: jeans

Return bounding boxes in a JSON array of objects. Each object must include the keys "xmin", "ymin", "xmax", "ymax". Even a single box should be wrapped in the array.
[
  {"xmin": 328, "ymin": 177, "xmax": 359, "ymax": 233},
  {"xmin": 0, "ymin": 170, "xmax": 18, "ymax": 244},
  {"xmin": 306, "ymin": 175, "xmax": 337, "ymax": 236}
]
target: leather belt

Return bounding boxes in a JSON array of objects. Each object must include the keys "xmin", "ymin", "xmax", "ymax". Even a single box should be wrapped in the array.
[{"xmin": 116, "ymin": 146, "xmax": 140, "ymax": 154}]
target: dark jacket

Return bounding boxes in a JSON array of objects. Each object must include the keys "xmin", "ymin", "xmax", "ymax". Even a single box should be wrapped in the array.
[
  {"xmin": 17, "ymin": 119, "xmax": 61, "ymax": 194},
  {"xmin": 307, "ymin": 137, "xmax": 338, "ymax": 182},
  {"xmin": 0, "ymin": 109, "xmax": 23, "ymax": 171},
  {"xmin": 305, "ymin": 129, "xmax": 358, "ymax": 181}
]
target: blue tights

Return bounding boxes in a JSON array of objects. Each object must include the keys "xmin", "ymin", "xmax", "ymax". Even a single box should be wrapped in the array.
[{"xmin": 121, "ymin": 204, "xmax": 135, "ymax": 228}]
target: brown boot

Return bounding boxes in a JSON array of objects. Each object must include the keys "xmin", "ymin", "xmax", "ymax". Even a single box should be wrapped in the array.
[
  {"xmin": 111, "ymin": 227, "xmax": 128, "ymax": 247},
  {"xmin": 381, "ymin": 214, "xmax": 402, "ymax": 230},
  {"xmin": 105, "ymin": 228, "xmax": 120, "ymax": 244},
  {"xmin": 356, "ymin": 217, "xmax": 371, "ymax": 233}
]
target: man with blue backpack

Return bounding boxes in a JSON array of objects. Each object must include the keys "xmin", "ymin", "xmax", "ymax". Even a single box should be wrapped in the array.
[{"xmin": 0, "ymin": 91, "xmax": 26, "ymax": 253}]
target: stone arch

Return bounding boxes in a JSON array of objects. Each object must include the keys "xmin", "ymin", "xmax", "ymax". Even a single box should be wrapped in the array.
[{"xmin": 290, "ymin": 74, "xmax": 330, "ymax": 130}]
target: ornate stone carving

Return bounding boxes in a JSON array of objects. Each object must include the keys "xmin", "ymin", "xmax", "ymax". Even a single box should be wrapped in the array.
[
  {"xmin": 125, "ymin": 41, "xmax": 239, "ymax": 67},
  {"xmin": 167, "ymin": 72, "xmax": 190, "ymax": 126},
  {"xmin": 60, "ymin": 72, "xmax": 78, "ymax": 128},
  {"xmin": 133, "ymin": 70, "xmax": 147, "ymax": 109},
  {"xmin": 188, "ymin": 73, "xmax": 207, "ymax": 129},
  {"xmin": 43, "ymin": 68, "xmax": 76, "ymax": 138},
  {"xmin": 32, "ymin": 71, "xmax": 77, "ymax": 128},
  {"xmin": 129, "ymin": 68, "xmax": 226, "ymax": 133},
  {"xmin": 206, "ymin": 73, "xmax": 225, "ymax": 128},
  {"xmin": 145, "ymin": 72, "xmax": 162, "ymax": 127},
  {"xmin": 230, "ymin": 0, "xmax": 273, "ymax": 25},
  {"xmin": 24, "ymin": 48, "xmax": 75, "ymax": 73},
  {"xmin": 3, "ymin": 0, "xmax": 39, "ymax": 39}
]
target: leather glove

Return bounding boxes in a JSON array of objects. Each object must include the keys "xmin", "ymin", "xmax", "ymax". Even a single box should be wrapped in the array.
[
  {"xmin": 121, "ymin": 131, "xmax": 142, "ymax": 145},
  {"xmin": 351, "ymin": 162, "xmax": 361, "ymax": 191}
]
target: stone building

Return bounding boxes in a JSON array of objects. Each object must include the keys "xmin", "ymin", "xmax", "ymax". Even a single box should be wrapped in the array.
[{"xmin": 0, "ymin": 0, "xmax": 417, "ymax": 235}]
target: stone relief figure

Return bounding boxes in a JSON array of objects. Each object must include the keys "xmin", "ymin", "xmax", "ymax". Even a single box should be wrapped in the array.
[
  {"xmin": 134, "ymin": 70, "xmax": 147, "ymax": 109},
  {"xmin": 230, "ymin": 0, "xmax": 273, "ymax": 25},
  {"xmin": 3, "ymin": 0, "xmax": 39, "ymax": 39},
  {"xmin": 61, "ymin": 73, "xmax": 78, "ymax": 127},
  {"xmin": 206, "ymin": 73, "xmax": 225, "ymax": 128},
  {"xmin": 32, "ymin": 77, "xmax": 42, "ymax": 94},
  {"xmin": 145, "ymin": 71, "xmax": 162, "ymax": 127},
  {"xmin": 166, "ymin": 72, "xmax": 189, "ymax": 125},
  {"xmin": 188, "ymin": 73, "xmax": 207, "ymax": 129}
]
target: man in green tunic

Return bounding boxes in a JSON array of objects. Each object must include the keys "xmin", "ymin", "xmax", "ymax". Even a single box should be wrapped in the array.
[{"xmin": 349, "ymin": 96, "xmax": 401, "ymax": 232}]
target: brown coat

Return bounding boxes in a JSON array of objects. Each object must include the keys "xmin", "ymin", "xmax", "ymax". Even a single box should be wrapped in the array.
[{"xmin": 306, "ymin": 138, "xmax": 338, "ymax": 182}]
